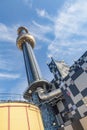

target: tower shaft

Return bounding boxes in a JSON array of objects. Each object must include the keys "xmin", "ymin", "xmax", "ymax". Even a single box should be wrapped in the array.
[
  {"xmin": 23, "ymin": 42, "xmax": 42, "ymax": 84},
  {"xmin": 16, "ymin": 27, "xmax": 50, "ymax": 99}
]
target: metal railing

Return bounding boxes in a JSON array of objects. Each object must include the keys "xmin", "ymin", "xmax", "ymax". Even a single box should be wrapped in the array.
[{"xmin": 0, "ymin": 93, "xmax": 26, "ymax": 102}]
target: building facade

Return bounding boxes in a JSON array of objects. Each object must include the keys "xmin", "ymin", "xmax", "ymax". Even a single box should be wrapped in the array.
[{"xmin": 47, "ymin": 51, "xmax": 87, "ymax": 126}]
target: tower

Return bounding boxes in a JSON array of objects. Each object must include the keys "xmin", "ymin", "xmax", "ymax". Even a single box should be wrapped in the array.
[
  {"xmin": 16, "ymin": 26, "xmax": 50, "ymax": 99},
  {"xmin": 16, "ymin": 26, "xmax": 62, "ymax": 101}
]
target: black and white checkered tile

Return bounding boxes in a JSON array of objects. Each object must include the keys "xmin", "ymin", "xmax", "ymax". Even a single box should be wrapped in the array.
[
  {"xmin": 59, "ymin": 116, "xmax": 87, "ymax": 130},
  {"xmin": 48, "ymin": 51, "xmax": 87, "ymax": 120}
]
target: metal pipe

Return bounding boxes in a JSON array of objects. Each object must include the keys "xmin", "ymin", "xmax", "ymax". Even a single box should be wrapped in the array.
[{"xmin": 37, "ymin": 87, "xmax": 62, "ymax": 101}]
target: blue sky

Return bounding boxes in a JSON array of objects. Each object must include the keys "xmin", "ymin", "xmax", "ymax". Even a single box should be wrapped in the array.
[{"xmin": 0, "ymin": 0, "xmax": 87, "ymax": 99}]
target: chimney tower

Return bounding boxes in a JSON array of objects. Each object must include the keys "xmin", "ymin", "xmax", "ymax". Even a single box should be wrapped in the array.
[{"xmin": 16, "ymin": 26, "xmax": 50, "ymax": 99}]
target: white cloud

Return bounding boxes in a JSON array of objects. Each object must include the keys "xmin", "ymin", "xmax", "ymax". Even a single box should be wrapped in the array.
[
  {"xmin": 0, "ymin": 23, "xmax": 27, "ymax": 99},
  {"xmin": 47, "ymin": 0, "xmax": 87, "ymax": 64},
  {"xmin": 36, "ymin": 9, "xmax": 46, "ymax": 17},
  {"xmin": 0, "ymin": 23, "xmax": 24, "ymax": 77},
  {"xmin": 0, "ymin": 47, "xmax": 23, "ymax": 72},
  {"xmin": 36, "ymin": 9, "xmax": 54, "ymax": 22},
  {"xmin": 35, "ymin": 45, "xmax": 42, "ymax": 50},
  {"xmin": 22, "ymin": 0, "xmax": 32, "ymax": 8},
  {"xmin": 35, "ymin": 0, "xmax": 87, "ymax": 64},
  {"xmin": 54, "ymin": 0, "xmax": 87, "ymax": 38},
  {"xmin": 29, "ymin": 21, "xmax": 52, "ymax": 43},
  {"xmin": 36, "ymin": 9, "xmax": 50, "ymax": 18},
  {"xmin": 32, "ymin": 21, "xmax": 52, "ymax": 34},
  {"xmin": 0, "ymin": 23, "xmax": 18, "ymax": 43},
  {"xmin": 0, "ymin": 73, "xmax": 20, "ymax": 79}
]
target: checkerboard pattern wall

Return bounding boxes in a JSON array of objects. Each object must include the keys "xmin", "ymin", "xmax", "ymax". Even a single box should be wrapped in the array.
[
  {"xmin": 59, "ymin": 116, "xmax": 87, "ymax": 130},
  {"xmin": 48, "ymin": 51, "xmax": 87, "ymax": 120}
]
